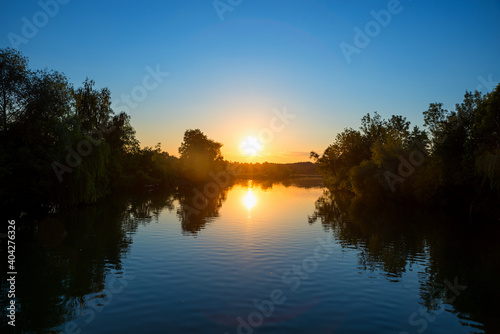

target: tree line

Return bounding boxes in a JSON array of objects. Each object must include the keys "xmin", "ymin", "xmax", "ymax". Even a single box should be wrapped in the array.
[
  {"xmin": 231, "ymin": 161, "xmax": 319, "ymax": 179},
  {"xmin": 311, "ymin": 85, "xmax": 500, "ymax": 221},
  {"xmin": 0, "ymin": 48, "xmax": 315, "ymax": 218},
  {"xmin": 0, "ymin": 48, "xmax": 230, "ymax": 216},
  {"xmin": 3, "ymin": 47, "xmax": 498, "ymax": 220}
]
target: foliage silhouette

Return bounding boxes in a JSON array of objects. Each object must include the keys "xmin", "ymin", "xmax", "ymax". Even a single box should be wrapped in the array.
[{"xmin": 311, "ymin": 85, "xmax": 500, "ymax": 220}]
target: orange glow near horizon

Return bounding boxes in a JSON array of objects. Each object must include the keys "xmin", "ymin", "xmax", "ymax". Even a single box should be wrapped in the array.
[{"xmin": 134, "ymin": 123, "xmax": 316, "ymax": 164}]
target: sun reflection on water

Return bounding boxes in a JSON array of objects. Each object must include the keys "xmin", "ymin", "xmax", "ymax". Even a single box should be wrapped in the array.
[{"xmin": 242, "ymin": 180, "xmax": 257, "ymax": 214}]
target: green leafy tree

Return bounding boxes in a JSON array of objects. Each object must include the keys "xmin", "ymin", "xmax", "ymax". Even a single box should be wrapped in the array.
[
  {"xmin": 74, "ymin": 78, "xmax": 113, "ymax": 132},
  {"xmin": 311, "ymin": 127, "xmax": 370, "ymax": 191},
  {"xmin": 473, "ymin": 85, "xmax": 500, "ymax": 194},
  {"xmin": 178, "ymin": 129, "xmax": 223, "ymax": 182},
  {"xmin": 1, "ymin": 67, "xmax": 75, "ymax": 212},
  {"xmin": 314, "ymin": 85, "xmax": 499, "ymax": 220},
  {"xmin": 0, "ymin": 48, "xmax": 31, "ymax": 132}
]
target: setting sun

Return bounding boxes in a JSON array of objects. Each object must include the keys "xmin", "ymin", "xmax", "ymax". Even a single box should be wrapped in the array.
[
  {"xmin": 2, "ymin": 0, "xmax": 498, "ymax": 332},
  {"xmin": 240, "ymin": 136, "xmax": 262, "ymax": 156}
]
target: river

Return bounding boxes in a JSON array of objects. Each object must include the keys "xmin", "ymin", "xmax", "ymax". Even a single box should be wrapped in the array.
[{"xmin": 1, "ymin": 178, "xmax": 498, "ymax": 333}]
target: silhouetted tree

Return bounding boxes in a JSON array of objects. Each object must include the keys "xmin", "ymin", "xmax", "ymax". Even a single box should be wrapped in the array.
[
  {"xmin": 0, "ymin": 48, "xmax": 31, "ymax": 132},
  {"xmin": 178, "ymin": 129, "xmax": 223, "ymax": 182},
  {"xmin": 313, "ymin": 85, "xmax": 500, "ymax": 220},
  {"xmin": 74, "ymin": 78, "xmax": 113, "ymax": 132}
]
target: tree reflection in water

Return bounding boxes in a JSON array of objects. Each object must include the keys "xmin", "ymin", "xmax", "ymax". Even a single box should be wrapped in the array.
[
  {"xmin": 308, "ymin": 189, "xmax": 500, "ymax": 333},
  {"xmin": 176, "ymin": 184, "xmax": 229, "ymax": 236},
  {"xmin": 2, "ymin": 181, "xmax": 498, "ymax": 333},
  {"xmin": 0, "ymin": 188, "xmax": 178, "ymax": 332}
]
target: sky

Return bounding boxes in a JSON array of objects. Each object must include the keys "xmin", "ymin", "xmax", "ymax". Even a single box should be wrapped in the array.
[{"xmin": 1, "ymin": 0, "xmax": 499, "ymax": 163}]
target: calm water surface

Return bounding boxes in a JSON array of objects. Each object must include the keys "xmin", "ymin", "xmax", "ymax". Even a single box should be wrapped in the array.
[{"xmin": 2, "ymin": 179, "xmax": 499, "ymax": 333}]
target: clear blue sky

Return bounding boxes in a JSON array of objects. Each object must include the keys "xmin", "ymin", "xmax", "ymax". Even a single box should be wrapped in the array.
[{"xmin": 1, "ymin": 0, "xmax": 499, "ymax": 162}]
